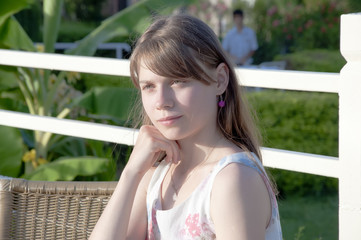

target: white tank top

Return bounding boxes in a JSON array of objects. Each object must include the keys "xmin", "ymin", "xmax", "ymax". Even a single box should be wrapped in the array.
[{"xmin": 146, "ymin": 152, "xmax": 282, "ymax": 239}]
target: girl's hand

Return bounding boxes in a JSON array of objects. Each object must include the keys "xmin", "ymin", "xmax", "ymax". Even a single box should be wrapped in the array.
[{"xmin": 125, "ymin": 125, "xmax": 180, "ymax": 176}]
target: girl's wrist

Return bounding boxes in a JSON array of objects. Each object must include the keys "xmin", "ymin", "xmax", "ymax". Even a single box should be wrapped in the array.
[{"xmin": 122, "ymin": 164, "xmax": 146, "ymax": 181}]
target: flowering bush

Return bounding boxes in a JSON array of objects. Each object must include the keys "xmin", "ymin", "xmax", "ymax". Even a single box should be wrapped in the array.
[{"xmin": 253, "ymin": 0, "xmax": 348, "ymax": 62}]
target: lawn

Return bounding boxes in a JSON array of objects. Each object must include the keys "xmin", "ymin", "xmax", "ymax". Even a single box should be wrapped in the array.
[{"xmin": 279, "ymin": 194, "xmax": 338, "ymax": 240}]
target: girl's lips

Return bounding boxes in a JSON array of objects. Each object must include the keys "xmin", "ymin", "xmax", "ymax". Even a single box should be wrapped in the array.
[{"xmin": 157, "ymin": 115, "xmax": 182, "ymax": 125}]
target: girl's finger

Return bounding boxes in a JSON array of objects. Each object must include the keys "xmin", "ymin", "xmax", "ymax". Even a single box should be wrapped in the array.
[{"xmin": 148, "ymin": 127, "xmax": 179, "ymax": 164}]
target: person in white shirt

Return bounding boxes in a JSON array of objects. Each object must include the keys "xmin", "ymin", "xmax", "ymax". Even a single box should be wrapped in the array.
[{"xmin": 222, "ymin": 9, "xmax": 258, "ymax": 66}]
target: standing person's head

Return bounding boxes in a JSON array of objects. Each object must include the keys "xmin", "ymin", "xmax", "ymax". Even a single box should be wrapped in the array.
[
  {"xmin": 233, "ymin": 9, "xmax": 244, "ymax": 27},
  {"xmin": 130, "ymin": 14, "xmax": 261, "ymax": 159}
]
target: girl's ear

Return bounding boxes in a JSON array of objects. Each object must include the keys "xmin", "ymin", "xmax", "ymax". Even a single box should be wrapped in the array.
[{"xmin": 215, "ymin": 62, "xmax": 229, "ymax": 95}]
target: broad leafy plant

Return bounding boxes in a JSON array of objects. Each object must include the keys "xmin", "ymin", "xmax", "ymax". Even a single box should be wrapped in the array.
[{"xmin": 0, "ymin": 0, "xmax": 193, "ymax": 180}]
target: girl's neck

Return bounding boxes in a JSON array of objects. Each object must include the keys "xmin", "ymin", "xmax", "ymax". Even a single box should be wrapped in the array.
[{"xmin": 176, "ymin": 130, "xmax": 224, "ymax": 170}]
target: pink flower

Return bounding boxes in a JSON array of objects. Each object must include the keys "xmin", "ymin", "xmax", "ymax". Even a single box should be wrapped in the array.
[
  {"xmin": 329, "ymin": 2, "xmax": 336, "ymax": 12},
  {"xmin": 321, "ymin": 4, "xmax": 326, "ymax": 12},
  {"xmin": 201, "ymin": 2, "xmax": 210, "ymax": 11},
  {"xmin": 215, "ymin": 2, "xmax": 227, "ymax": 12},
  {"xmin": 295, "ymin": 5, "xmax": 302, "ymax": 12},
  {"xmin": 205, "ymin": 13, "xmax": 212, "ymax": 22},
  {"xmin": 286, "ymin": 14, "xmax": 292, "ymax": 22},
  {"xmin": 272, "ymin": 19, "xmax": 280, "ymax": 27},
  {"xmin": 321, "ymin": 26, "xmax": 326, "ymax": 33},
  {"xmin": 267, "ymin": 6, "xmax": 278, "ymax": 16},
  {"xmin": 297, "ymin": 26, "xmax": 303, "ymax": 32},
  {"xmin": 188, "ymin": 5, "xmax": 198, "ymax": 15},
  {"xmin": 286, "ymin": 34, "xmax": 292, "ymax": 40},
  {"xmin": 305, "ymin": 20, "xmax": 313, "ymax": 29}
]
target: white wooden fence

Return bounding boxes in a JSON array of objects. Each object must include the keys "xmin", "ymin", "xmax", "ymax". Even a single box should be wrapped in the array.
[
  {"xmin": 53, "ymin": 42, "xmax": 131, "ymax": 59},
  {"xmin": 0, "ymin": 13, "xmax": 360, "ymax": 239}
]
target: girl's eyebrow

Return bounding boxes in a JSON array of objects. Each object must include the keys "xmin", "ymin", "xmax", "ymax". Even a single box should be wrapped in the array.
[
  {"xmin": 139, "ymin": 77, "xmax": 180, "ymax": 84},
  {"xmin": 138, "ymin": 80, "xmax": 153, "ymax": 84},
  {"xmin": 139, "ymin": 78, "xmax": 170, "ymax": 84}
]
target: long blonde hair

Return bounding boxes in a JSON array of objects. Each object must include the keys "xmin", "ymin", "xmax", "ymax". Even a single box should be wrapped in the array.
[{"xmin": 129, "ymin": 14, "xmax": 262, "ymax": 160}]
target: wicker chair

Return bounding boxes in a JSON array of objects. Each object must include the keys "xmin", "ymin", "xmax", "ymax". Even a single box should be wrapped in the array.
[{"xmin": 0, "ymin": 177, "xmax": 117, "ymax": 240}]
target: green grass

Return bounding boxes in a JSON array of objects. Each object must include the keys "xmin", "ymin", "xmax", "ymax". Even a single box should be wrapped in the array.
[{"xmin": 279, "ymin": 194, "xmax": 338, "ymax": 240}]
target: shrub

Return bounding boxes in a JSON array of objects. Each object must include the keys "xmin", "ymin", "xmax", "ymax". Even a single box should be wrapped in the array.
[
  {"xmin": 247, "ymin": 90, "xmax": 339, "ymax": 197},
  {"xmin": 252, "ymin": 0, "xmax": 349, "ymax": 63},
  {"xmin": 274, "ymin": 49, "xmax": 346, "ymax": 72}
]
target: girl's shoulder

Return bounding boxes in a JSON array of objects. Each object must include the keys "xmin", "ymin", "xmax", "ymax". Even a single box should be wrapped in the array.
[
  {"xmin": 210, "ymin": 152, "xmax": 272, "ymax": 234},
  {"xmin": 211, "ymin": 140, "xmax": 262, "ymax": 173},
  {"xmin": 211, "ymin": 150, "xmax": 268, "ymax": 195},
  {"xmin": 213, "ymin": 152, "xmax": 265, "ymax": 190},
  {"xmin": 208, "ymin": 146, "xmax": 267, "ymax": 198}
]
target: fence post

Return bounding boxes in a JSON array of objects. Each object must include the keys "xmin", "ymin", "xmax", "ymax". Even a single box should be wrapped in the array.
[{"xmin": 339, "ymin": 13, "xmax": 361, "ymax": 239}]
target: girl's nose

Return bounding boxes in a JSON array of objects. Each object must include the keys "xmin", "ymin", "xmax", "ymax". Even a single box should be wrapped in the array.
[{"xmin": 155, "ymin": 87, "xmax": 174, "ymax": 110}]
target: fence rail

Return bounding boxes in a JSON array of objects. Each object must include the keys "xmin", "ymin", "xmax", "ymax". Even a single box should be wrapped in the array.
[
  {"xmin": 53, "ymin": 42, "xmax": 131, "ymax": 59},
  {"xmin": 0, "ymin": 109, "xmax": 339, "ymax": 178},
  {"xmin": 0, "ymin": 13, "xmax": 360, "ymax": 240},
  {"xmin": 237, "ymin": 68, "xmax": 339, "ymax": 93},
  {"xmin": 0, "ymin": 49, "xmax": 130, "ymax": 76},
  {"xmin": 0, "ymin": 48, "xmax": 339, "ymax": 92}
]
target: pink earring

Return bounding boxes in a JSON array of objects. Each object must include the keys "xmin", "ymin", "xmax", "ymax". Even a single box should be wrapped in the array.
[{"xmin": 218, "ymin": 95, "xmax": 225, "ymax": 108}]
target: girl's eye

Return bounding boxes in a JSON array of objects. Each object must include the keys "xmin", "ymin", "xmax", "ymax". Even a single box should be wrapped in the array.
[{"xmin": 141, "ymin": 84, "xmax": 154, "ymax": 90}]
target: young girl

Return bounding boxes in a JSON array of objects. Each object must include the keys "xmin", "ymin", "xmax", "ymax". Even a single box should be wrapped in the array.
[{"xmin": 90, "ymin": 14, "xmax": 282, "ymax": 240}]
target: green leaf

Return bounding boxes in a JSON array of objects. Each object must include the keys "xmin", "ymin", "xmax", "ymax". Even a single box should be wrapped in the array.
[
  {"xmin": 0, "ymin": 126, "xmax": 23, "ymax": 177},
  {"xmin": 48, "ymin": 136, "xmax": 87, "ymax": 157},
  {"xmin": 23, "ymin": 157, "xmax": 110, "ymax": 181},
  {"xmin": 0, "ymin": 0, "xmax": 33, "ymax": 26},
  {"xmin": 67, "ymin": 0, "xmax": 195, "ymax": 56},
  {"xmin": 73, "ymin": 87, "xmax": 137, "ymax": 122},
  {"xmin": 0, "ymin": 16, "xmax": 36, "ymax": 51},
  {"xmin": 0, "ymin": 66, "xmax": 19, "ymax": 91},
  {"xmin": 43, "ymin": 0, "xmax": 63, "ymax": 53},
  {"xmin": 0, "ymin": 88, "xmax": 27, "ymax": 112},
  {"xmin": 0, "ymin": 97, "xmax": 26, "ymax": 113}
]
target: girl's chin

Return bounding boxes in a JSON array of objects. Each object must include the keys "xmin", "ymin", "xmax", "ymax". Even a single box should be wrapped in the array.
[
  {"xmin": 157, "ymin": 128, "xmax": 184, "ymax": 141},
  {"xmin": 161, "ymin": 132, "xmax": 183, "ymax": 141}
]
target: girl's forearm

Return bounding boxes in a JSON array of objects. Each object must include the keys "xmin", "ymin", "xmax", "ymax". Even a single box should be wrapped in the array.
[{"xmin": 89, "ymin": 168, "xmax": 143, "ymax": 240}]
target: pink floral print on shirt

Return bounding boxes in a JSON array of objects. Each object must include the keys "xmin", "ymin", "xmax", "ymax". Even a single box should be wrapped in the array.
[
  {"xmin": 185, "ymin": 214, "xmax": 201, "ymax": 237},
  {"xmin": 180, "ymin": 213, "xmax": 216, "ymax": 239}
]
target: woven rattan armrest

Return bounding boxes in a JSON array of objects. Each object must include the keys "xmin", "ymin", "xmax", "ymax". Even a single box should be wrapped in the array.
[{"xmin": 0, "ymin": 178, "xmax": 116, "ymax": 240}]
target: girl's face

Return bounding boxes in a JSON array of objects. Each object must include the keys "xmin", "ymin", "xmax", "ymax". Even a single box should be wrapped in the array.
[{"xmin": 138, "ymin": 61, "xmax": 219, "ymax": 141}]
